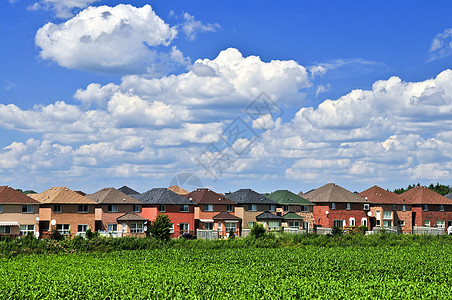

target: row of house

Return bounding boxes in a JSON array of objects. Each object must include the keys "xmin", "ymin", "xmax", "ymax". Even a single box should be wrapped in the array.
[{"xmin": 1, "ymin": 183, "xmax": 452, "ymax": 238}]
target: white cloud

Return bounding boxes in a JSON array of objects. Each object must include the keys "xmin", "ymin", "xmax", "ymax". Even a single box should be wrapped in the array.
[
  {"xmin": 429, "ymin": 28, "xmax": 452, "ymax": 61},
  {"xmin": 181, "ymin": 12, "xmax": 220, "ymax": 40},
  {"xmin": 35, "ymin": 4, "xmax": 179, "ymax": 74},
  {"xmin": 28, "ymin": 0, "xmax": 100, "ymax": 18}
]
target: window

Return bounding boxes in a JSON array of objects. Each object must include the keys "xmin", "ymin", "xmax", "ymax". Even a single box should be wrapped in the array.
[
  {"xmin": 302, "ymin": 206, "xmax": 309, "ymax": 212},
  {"xmin": 437, "ymin": 220, "xmax": 445, "ymax": 228},
  {"xmin": 424, "ymin": 220, "xmax": 431, "ymax": 227},
  {"xmin": 423, "ymin": 205, "xmax": 428, "ymax": 212},
  {"xmin": 205, "ymin": 204, "xmax": 213, "ymax": 212},
  {"xmin": 303, "ymin": 222, "xmax": 309, "ymax": 229},
  {"xmin": 0, "ymin": 226, "xmax": 11, "ymax": 234},
  {"xmin": 393, "ymin": 205, "xmax": 397, "ymax": 211},
  {"xmin": 269, "ymin": 205, "xmax": 276, "ymax": 212},
  {"xmin": 227, "ymin": 204, "xmax": 233, "ymax": 212},
  {"xmin": 402, "ymin": 205, "xmax": 406, "ymax": 212},
  {"xmin": 289, "ymin": 221, "xmax": 299, "ymax": 228},
  {"xmin": 159, "ymin": 204, "xmax": 166, "ymax": 212},
  {"xmin": 56, "ymin": 224, "xmax": 70, "ymax": 234},
  {"xmin": 376, "ymin": 211, "xmax": 381, "ymax": 226},
  {"xmin": 248, "ymin": 221, "xmax": 256, "ymax": 229},
  {"xmin": 204, "ymin": 222, "xmax": 213, "ymax": 230},
  {"xmin": 249, "ymin": 204, "xmax": 257, "ymax": 211},
  {"xmin": 398, "ymin": 220, "xmax": 405, "ymax": 227},
  {"xmin": 440, "ymin": 205, "xmax": 445, "ymax": 212},
  {"xmin": 78, "ymin": 205, "xmax": 89, "ymax": 213},
  {"xmin": 130, "ymin": 223, "xmax": 143, "ymax": 233},
  {"xmin": 169, "ymin": 223, "xmax": 174, "ymax": 234},
  {"xmin": 180, "ymin": 223, "xmax": 189, "ymax": 233},
  {"xmin": 283, "ymin": 205, "xmax": 289, "ymax": 212},
  {"xmin": 20, "ymin": 225, "xmax": 34, "ymax": 236},
  {"xmin": 107, "ymin": 204, "xmax": 118, "ymax": 212},
  {"xmin": 383, "ymin": 211, "xmax": 393, "ymax": 219},
  {"xmin": 333, "ymin": 219, "xmax": 344, "ymax": 228},
  {"xmin": 361, "ymin": 218, "xmax": 368, "ymax": 226},
  {"xmin": 349, "ymin": 217, "xmax": 355, "ymax": 227},
  {"xmin": 180, "ymin": 205, "xmax": 189, "ymax": 212},
  {"xmin": 107, "ymin": 224, "xmax": 118, "ymax": 232},
  {"xmin": 383, "ymin": 220, "xmax": 392, "ymax": 227},
  {"xmin": 0, "ymin": 205, "xmax": 2, "ymax": 213},
  {"xmin": 77, "ymin": 224, "xmax": 88, "ymax": 233},
  {"xmin": 268, "ymin": 221, "xmax": 279, "ymax": 231},
  {"xmin": 22, "ymin": 204, "xmax": 34, "ymax": 213},
  {"xmin": 363, "ymin": 204, "xmax": 370, "ymax": 210},
  {"xmin": 225, "ymin": 222, "xmax": 236, "ymax": 232},
  {"xmin": 217, "ymin": 222, "xmax": 222, "ymax": 231},
  {"xmin": 346, "ymin": 203, "xmax": 351, "ymax": 210},
  {"xmin": 53, "ymin": 204, "xmax": 61, "ymax": 213},
  {"xmin": 331, "ymin": 203, "xmax": 336, "ymax": 210},
  {"xmin": 133, "ymin": 205, "xmax": 140, "ymax": 213}
]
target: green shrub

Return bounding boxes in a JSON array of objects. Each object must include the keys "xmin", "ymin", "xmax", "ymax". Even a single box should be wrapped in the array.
[
  {"xmin": 331, "ymin": 226, "xmax": 343, "ymax": 236},
  {"xmin": 148, "ymin": 213, "xmax": 172, "ymax": 241},
  {"xmin": 250, "ymin": 223, "xmax": 266, "ymax": 238}
]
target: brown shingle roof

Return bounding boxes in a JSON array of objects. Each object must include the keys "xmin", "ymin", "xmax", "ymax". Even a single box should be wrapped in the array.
[
  {"xmin": 29, "ymin": 187, "xmax": 97, "ymax": 204},
  {"xmin": 116, "ymin": 213, "xmax": 148, "ymax": 222},
  {"xmin": 186, "ymin": 188, "xmax": 236, "ymax": 205},
  {"xmin": 359, "ymin": 185, "xmax": 408, "ymax": 204},
  {"xmin": 212, "ymin": 211, "xmax": 241, "ymax": 220},
  {"xmin": 86, "ymin": 188, "xmax": 142, "ymax": 204},
  {"xmin": 0, "ymin": 186, "xmax": 40, "ymax": 204},
  {"xmin": 168, "ymin": 185, "xmax": 189, "ymax": 196},
  {"xmin": 401, "ymin": 186, "xmax": 452, "ymax": 205},
  {"xmin": 304, "ymin": 183, "xmax": 369, "ymax": 203}
]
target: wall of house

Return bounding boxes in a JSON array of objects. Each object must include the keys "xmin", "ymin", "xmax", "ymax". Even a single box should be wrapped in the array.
[
  {"xmin": 142, "ymin": 205, "xmax": 195, "ymax": 238},
  {"xmin": 39, "ymin": 204, "xmax": 96, "ymax": 236},
  {"xmin": 236, "ymin": 204, "xmax": 277, "ymax": 229},
  {"xmin": 313, "ymin": 203, "xmax": 369, "ymax": 228},
  {"xmin": 95, "ymin": 204, "xmax": 142, "ymax": 231},
  {"xmin": 214, "ymin": 220, "xmax": 240, "ymax": 238},
  {"xmin": 412, "ymin": 205, "xmax": 452, "ymax": 232},
  {"xmin": 370, "ymin": 205, "xmax": 412, "ymax": 234},
  {"xmin": 195, "ymin": 204, "xmax": 235, "ymax": 220},
  {"xmin": 0, "ymin": 204, "xmax": 39, "ymax": 235}
]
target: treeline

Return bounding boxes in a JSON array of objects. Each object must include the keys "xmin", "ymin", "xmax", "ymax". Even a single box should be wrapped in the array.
[{"xmin": 392, "ymin": 183, "xmax": 452, "ymax": 196}]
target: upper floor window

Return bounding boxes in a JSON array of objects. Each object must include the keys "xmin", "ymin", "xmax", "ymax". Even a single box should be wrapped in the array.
[
  {"xmin": 107, "ymin": 204, "xmax": 118, "ymax": 212},
  {"xmin": 346, "ymin": 203, "xmax": 351, "ymax": 210},
  {"xmin": 159, "ymin": 204, "xmax": 166, "ymax": 212},
  {"xmin": 302, "ymin": 206, "xmax": 309, "ymax": 212},
  {"xmin": 205, "ymin": 204, "xmax": 213, "ymax": 212},
  {"xmin": 269, "ymin": 205, "xmax": 276, "ymax": 212},
  {"xmin": 248, "ymin": 204, "xmax": 257, "ymax": 211},
  {"xmin": 382, "ymin": 211, "xmax": 393, "ymax": 219},
  {"xmin": 22, "ymin": 205, "xmax": 34, "ymax": 213},
  {"xmin": 440, "ymin": 205, "xmax": 445, "ymax": 212},
  {"xmin": 53, "ymin": 204, "xmax": 61, "ymax": 213},
  {"xmin": 227, "ymin": 204, "xmax": 233, "ymax": 212},
  {"xmin": 283, "ymin": 205, "xmax": 289, "ymax": 212},
  {"xmin": 393, "ymin": 205, "xmax": 397, "ymax": 211},
  {"xmin": 402, "ymin": 204, "xmax": 406, "ymax": 211},
  {"xmin": 78, "ymin": 205, "xmax": 89, "ymax": 213},
  {"xmin": 363, "ymin": 204, "xmax": 370, "ymax": 210},
  {"xmin": 77, "ymin": 224, "xmax": 88, "ymax": 233},
  {"xmin": 0, "ymin": 204, "xmax": 2, "ymax": 213},
  {"xmin": 180, "ymin": 204, "xmax": 189, "ymax": 212},
  {"xmin": 331, "ymin": 203, "xmax": 336, "ymax": 210},
  {"xmin": 133, "ymin": 205, "xmax": 141, "ymax": 213},
  {"xmin": 423, "ymin": 205, "xmax": 428, "ymax": 211}
]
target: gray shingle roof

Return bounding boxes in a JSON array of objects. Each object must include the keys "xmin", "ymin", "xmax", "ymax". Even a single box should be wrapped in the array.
[
  {"xmin": 116, "ymin": 213, "xmax": 148, "ymax": 222},
  {"xmin": 136, "ymin": 188, "xmax": 195, "ymax": 205},
  {"xmin": 256, "ymin": 211, "xmax": 284, "ymax": 220},
  {"xmin": 226, "ymin": 189, "xmax": 277, "ymax": 204},
  {"xmin": 86, "ymin": 188, "xmax": 143, "ymax": 204},
  {"xmin": 444, "ymin": 192, "xmax": 452, "ymax": 200},
  {"xmin": 118, "ymin": 186, "xmax": 140, "ymax": 196}
]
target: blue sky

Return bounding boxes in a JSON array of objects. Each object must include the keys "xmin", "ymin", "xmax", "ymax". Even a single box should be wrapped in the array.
[{"xmin": 0, "ymin": 0, "xmax": 451, "ymax": 194}]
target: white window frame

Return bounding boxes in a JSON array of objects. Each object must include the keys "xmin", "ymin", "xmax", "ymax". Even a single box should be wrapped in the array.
[
  {"xmin": 402, "ymin": 204, "xmax": 406, "ymax": 211},
  {"xmin": 437, "ymin": 220, "xmax": 445, "ymax": 228},
  {"xmin": 180, "ymin": 205, "xmax": 189, "ymax": 212},
  {"xmin": 217, "ymin": 222, "xmax": 222, "ymax": 231},
  {"xmin": 268, "ymin": 221, "xmax": 279, "ymax": 231},
  {"xmin": 180, "ymin": 223, "xmax": 189, "ymax": 233},
  {"xmin": 349, "ymin": 217, "xmax": 355, "ymax": 227},
  {"xmin": 424, "ymin": 220, "xmax": 431, "ymax": 227},
  {"xmin": 205, "ymin": 204, "xmax": 213, "ymax": 212},
  {"xmin": 169, "ymin": 223, "xmax": 174, "ymax": 233},
  {"xmin": 288, "ymin": 221, "xmax": 299, "ymax": 228},
  {"xmin": 20, "ymin": 225, "xmax": 34, "ymax": 236},
  {"xmin": 249, "ymin": 204, "xmax": 257, "ymax": 211},
  {"xmin": 225, "ymin": 222, "xmax": 236, "ymax": 232},
  {"xmin": 204, "ymin": 222, "xmax": 214, "ymax": 230},
  {"xmin": 361, "ymin": 218, "xmax": 368, "ymax": 226},
  {"xmin": 331, "ymin": 202, "xmax": 336, "ymax": 210},
  {"xmin": 107, "ymin": 224, "xmax": 118, "ymax": 232},
  {"xmin": 383, "ymin": 220, "xmax": 392, "ymax": 228},
  {"xmin": 159, "ymin": 204, "xmax": 166, "ymax": 212},
  {"xmin": 78, "ymin": 205, "xmax": 89, "ymax": 213},
  {"xmin": 108, "ymin": 204, "xmax": 118, "ymax": 213},
  {"xmin": 77, "ymin": 224, "xmax": 88, "ymax": 233},
  {"xmin": 397, "ymin": 220, "xmax": 405, "ymax": 227},
  {"xmin": 363, "ymin": 204, "xmax": 370, "ymax": 210},
  {"xmin": 22, "ymin": 204, "xmax": 34, "ymax": 213},
  {"xmin": 0, "ymin": 226, "xmax": 11, "ymax": 234},
  {"xmin": 56, "ymin": 224, "xmax": 70, "ymax": 235},
  {"xmin": 346, "ymin": 203, "xmax": 351, "ymax": 210},
  {"xmin": 130, "ymin": 223, "xmax": 143, "ymax": 233},
  {"xmin": 133, "ymin": 205, "xmax": 141, "ymax": 213},
  {"xmin": 333, "ymin": 219, "xmax": 344, "ymax": 228},
  {"xmin": 382, "ymin": 211, "xmax": 393, "ymax": 219},
  {"xmin": 248, "ymin": 221, "xmax": 256, "ymax": 229}
]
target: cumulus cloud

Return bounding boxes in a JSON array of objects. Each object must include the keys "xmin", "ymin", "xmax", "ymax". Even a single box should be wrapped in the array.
[
  {"xmin": 35, "ymin": 4, "xmax": 180, "ymax": 74},
  {"xmin": 181, "ymin": 12, "xmax": 220, "ymax": 40},
  {"xmin": 429, "ymin": 28, "xmax": 452, "ymax": 61},
  {"xmin": 28, "ymin": 0, "xmax": 100, "ymax": 18}
]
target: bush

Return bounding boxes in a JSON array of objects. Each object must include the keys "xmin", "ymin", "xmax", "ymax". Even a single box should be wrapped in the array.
[
  {"xmin": 85, "ymin": 228, "xmax": 98, "ymax": 240},
  {"xmin": 250, "ymin": 223, "xmax": 266, "ymax": 238},
  {"xmin": 148, "ymin": 213, "xmax": 172, "ymax": 241},
  {"xmin": 50, "ymin": 229, "xmax": 64, "ymax": 241},
  {"xmin": 331, "ymin": 226, "xmax": 343, "ymax": 236},
  {"xmin": 228, "ymin": 229, "xmax": 235, "ymax": 240}
]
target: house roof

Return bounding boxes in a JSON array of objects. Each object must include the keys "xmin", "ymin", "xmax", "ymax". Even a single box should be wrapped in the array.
[
  {"xmin": 29, "ymin": 187, "xmax": 97, "ymax": 204},
  {"xmin": 0, "ymin": 186, "xmax": 40, "ymax": 204},
  {"xmin": 256, "ymin": 211, "xmax": 284, "ymax": 220},
  {"xmin": 226, "ymin": 189, "xmax": 277, "ymax": 205},
  {"xmin": 116, "ymin": 213, "xmax": 148, "ymax": 222},
  {"xmin": 359, "ymin": 185, "xmax": 408, "ymax": 204},
  {"xmin": 267, "ymin": 190, "xmax": 314, "ymax": 206},
  {"xmin": 186, "ymin": 188, "xmax": 236, "ymax": 205},
  {"xmin": 304, "ymin": 183, "xmax": 369, "ymax": 203},
  {"xmin": 401, "ymin": 186, "xmax": 452, "ymax": 205},
  {"xmin": 445, "ymin": 192, "xmax": 452, "ymax": 200},
  {"xmin": 168, "ymin": 185, "xmax": 189, "ymax": 196},
  {"xmin": 212, "ymin": 211, "xmax": 241, "ymax": 220},
  {"xmin": 137, "ymin": 188, "xmax": 195, "ymax": 205},
  {"xmin": 118, "ymin": 186, "xmax": 140, "ymax": 196},
  {"xmin": 282, "ymin": 212, "xmax": 304, "ymax": 220},
  {"xmin": 86, "ymin": 188, "xmax": 142, "ymax": 205}
]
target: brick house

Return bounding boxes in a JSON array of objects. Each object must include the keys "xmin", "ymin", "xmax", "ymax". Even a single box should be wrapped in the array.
[
  {"xmin": 136, "ymin": 188, "xmax": 196, "ymax": 238},
  {"xmin": 186, "ymin": 188, "xmax": 241, "ymax": 236},
  {"xmin": 359, "ymin": 185, "xmax": 412, "ymax": 233},
  {"xmin": 86, "ymin": 187, "xmax": 145, "ymax": 236},
  {"xmin": 304, "ymin": 183, "xmax": 371, "ymax": 229},
  {"xmin": 267, "ymin": 190, "xmax": 315, "ymax": 230},
  {"xmin": 212, "ymin": 211, "xmax": 242, "ymax": 238},
  {"xmin": 401, "ymin": 186, "xmax": 452, "ymax": 232},
  {"xmin": 255, "ymin": 211, "xmax": 284, "ymax": 231},
  {"xmin": 0, "ymin": 186, "xmax": 40, "ymax": 237},
  {"xmin": 226, "ymin": 189, "xmax": 278, "ymax": 230},
  {"xmin": 29, "ymin": 187, "xmax": 97, "ymax": 237}
]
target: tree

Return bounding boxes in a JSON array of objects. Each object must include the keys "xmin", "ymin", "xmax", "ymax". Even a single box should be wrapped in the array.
[
  {"xmin": 147, "ymin": 213, "xmax": 172, "ymax": 241},
  {"xmin": 250, "ymin": 223, "xmax": 266, "ymax": 238}
]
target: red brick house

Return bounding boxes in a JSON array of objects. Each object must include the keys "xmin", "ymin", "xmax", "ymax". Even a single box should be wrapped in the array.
[
  {"xmin": 186, "ymin": 188, "xmax": 241, "ymax": 236},
  {"xmin": 30, "ymin": 187, "xmax": 97, "ymax": 237},
  {"xmin": 0, "ymin": 186, "xmax": 40, "ymax": 237},
  {"xmin": 86, "ymin": 188, "xmax": 146, "ymax": 236},
  {"xmin": 136, "ymin": 188, "xmax": 196, "ymax": 238},
  {"xmin": 401, "ymin": 186, "xmax": 452, "ymax": 232},
  {"xmin": 359, "ymin": 185, "xmax": 412, "ymax": 233},
  {"xmin": 304, "ymin": 183, "xmax": 371, "ymax": 229}
]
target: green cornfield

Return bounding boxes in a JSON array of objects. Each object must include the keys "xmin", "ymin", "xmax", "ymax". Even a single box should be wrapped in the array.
[{"xmin": 1, "ymin": 245, "xmax": 451, "ymax": 299}]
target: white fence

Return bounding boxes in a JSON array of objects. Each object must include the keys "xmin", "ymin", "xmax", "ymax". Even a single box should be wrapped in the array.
[
  {"xmin": 413, "ymin": 226, "xmax": 444, "ymax": 235},
  {"xmin": 196, "ymin": 229, "xmax": 219, "ymax": 240}
]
